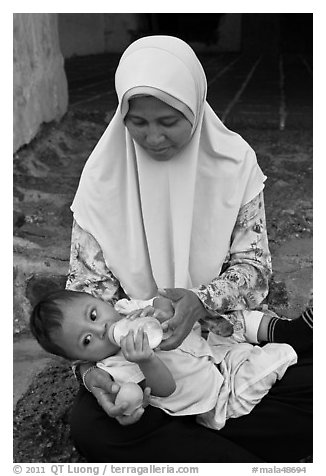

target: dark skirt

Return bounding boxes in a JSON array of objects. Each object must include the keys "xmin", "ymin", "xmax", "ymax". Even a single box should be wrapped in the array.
[{"xmin": 70, "ymin": 349, "xmax": 312, "ymax": 463}]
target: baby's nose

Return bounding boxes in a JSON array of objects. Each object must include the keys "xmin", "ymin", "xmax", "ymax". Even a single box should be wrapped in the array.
[{"xmin": 94, "ymin": 322, "xmax": 107, "ymax": 338}]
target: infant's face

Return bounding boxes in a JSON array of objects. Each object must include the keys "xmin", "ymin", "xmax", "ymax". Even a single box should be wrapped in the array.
[{"xmin": 53, "ymin": 294, "xmax": 121, "ymax": 361}]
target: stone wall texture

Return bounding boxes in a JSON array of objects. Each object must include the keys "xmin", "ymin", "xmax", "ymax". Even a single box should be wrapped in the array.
[
  {"xmin": 13, "ymin": 13, "xmax": 68, "ymax": 152},
  {"xmin": 58, "ymin": 13, "xmax": 140, "ymax": 57},
  {"xmin": 58, "ymin": 13, "xmax": 106, "ymax": 57}
]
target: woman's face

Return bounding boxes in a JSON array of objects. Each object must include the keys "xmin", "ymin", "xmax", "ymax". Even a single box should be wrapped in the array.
[{"xmin": 124, "ymin": 96, "xmax": 193, "ymax": 161}]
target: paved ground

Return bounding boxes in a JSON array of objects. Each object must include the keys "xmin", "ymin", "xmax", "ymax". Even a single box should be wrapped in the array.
[
  {"xmin": 66, "ymin": 51, "xmax": 312, "ymax": 129},
  {"xmin": 13, "ymin": 51, "xmax": 312, "ymax": 462}
]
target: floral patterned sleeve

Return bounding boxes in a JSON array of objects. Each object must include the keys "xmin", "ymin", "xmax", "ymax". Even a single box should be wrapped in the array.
[
  {"xmin": 192, "ymin": 191, "xmax": 272, "ymax": 314},
  {"xmin": 65, "ymin": 220, "xmax": 126, "ymax": 305}
]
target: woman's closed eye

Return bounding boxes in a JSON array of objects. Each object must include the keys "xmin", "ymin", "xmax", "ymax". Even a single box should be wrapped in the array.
[
  {"xmin": 126, "ymin": 117, "xmax": 146, "ymax": 126},
  {"xmin": 126, "ymin": 117, "xmax": 178, "ymax": 128},
  {"xmin": 160, "ymin": 119, "xmax": 178, "ymax": 127}
]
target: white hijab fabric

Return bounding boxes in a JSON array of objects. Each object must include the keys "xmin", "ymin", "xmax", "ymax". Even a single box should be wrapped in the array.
[{"xmin": 71, "ymin": 36, "xmax": 266, "ymax": 299}]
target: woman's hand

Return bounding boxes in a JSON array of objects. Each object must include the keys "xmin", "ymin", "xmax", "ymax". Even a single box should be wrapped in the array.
[
  {"xmin": 157, "ymin": 288, "xmax": 207, "ymax": 350},
  {"xmin": 126, "ymin": 306, "xmax": 155, "ymax": 320},
  {"xmin": 127, "ymin": 301, "xmax": 173, "ymax": 321},
  {"xmin": 115, "ymin": 386, "xmax": 151, "ymax": 425},
  {"xmin": 82, "ymin": 365, "xmax": 146, "ymax": 425}
]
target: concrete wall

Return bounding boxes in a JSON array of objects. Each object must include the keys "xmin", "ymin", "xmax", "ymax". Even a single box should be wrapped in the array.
[
  {"xmin": 58, "ymin": 13, "xmax": 242, "ymax": 58},
  {"xmin": 58, "ymin": 13, "xmax": 140, "ymax": 58},
  {"xmin": 217, "ymin": 14, "xmax": 242, "ymax": 52},
  {"xmin": 12, "ymin": 12, "xmax": 242, "ymax": 153},
  {"xmin": 58, "ymin": 13, "xmax": 106, "ymax": 57},
  {"xmin": 103, "ymin": 13, "xmax": 142, "ymax": 52},
  {"xmin": 13, "ymin": 13, "xmax": 68, "ymax": 153},
  {"xmin": 242, "ymin": 13, "xmax": 281, "ymax": 53}
]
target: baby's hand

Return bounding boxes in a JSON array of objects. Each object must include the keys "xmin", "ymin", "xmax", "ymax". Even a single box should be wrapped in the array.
[{"xmin": 120, "ymin": 329, "xmax": 154, "ymax": 363}]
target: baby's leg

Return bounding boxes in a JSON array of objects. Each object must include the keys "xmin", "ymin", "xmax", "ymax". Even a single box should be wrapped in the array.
[
  {"xmin": 241, "ymin": 304, "xmax": 313, "ymax": 354},
  {"xmin": 225, "ymin": 342, "xmax": 297, "ymax": 419},
  {"xmin": 261, "ymin": 306, "xmax": 313, "ymax": 354}
]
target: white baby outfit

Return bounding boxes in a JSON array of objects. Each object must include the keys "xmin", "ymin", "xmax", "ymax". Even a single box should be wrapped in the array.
[{"xmin": 96, "ymin": 299, "xmax": 297, "ymax": 430}]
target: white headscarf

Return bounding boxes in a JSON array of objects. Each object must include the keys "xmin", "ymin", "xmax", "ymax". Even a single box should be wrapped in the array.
[{"xmin": 71, "ymin": 36, "xmax": 266, "ymax": 299}]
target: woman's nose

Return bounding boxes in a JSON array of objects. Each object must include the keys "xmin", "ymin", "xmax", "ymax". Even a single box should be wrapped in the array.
[{"xmin": 145, "ymin": 125, "xmax": 164, "ymax": 146}]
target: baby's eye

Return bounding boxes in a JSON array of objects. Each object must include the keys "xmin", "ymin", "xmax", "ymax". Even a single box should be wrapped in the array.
[
  {"xmin": 90, "ymin": 309, "xmax": 97, "ymax": 321},
  {"xmin": 83, "ymin": 335, "xmax": 92, "ymax": 346}
]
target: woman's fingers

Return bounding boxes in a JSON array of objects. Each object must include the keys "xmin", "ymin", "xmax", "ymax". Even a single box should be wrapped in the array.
[
  {"xmin": 158, "ymin": 287, "xmax": 185, "ymax": 302},
  {"xmin": 116, "ymin": 406, "xmax": 145, "ymax": 426},
  {"xmin": 126, "ymin": 309, "xmax": 143, "ymax": 320},
  {"xmin": 128, "ymin": 306, "xmax": 155, "ymax": 319},
  {"xmin": 140, "ymin": 305, "xmax": 155, "ymax": 317},
  {"xmin": 159, "ymin": 327, "xmax": 186, "ymax": 350},
  {"xmin": 158, "ymin": 288, "xmax": 207, "ymax": 351},
  {"xmin": 159, "ymin": 305, "xmax": 189, "ymax": 350},
  {"xmin": 94, "ymin": 389, "xmax": 128, "ymax": 417},
  {"xmin": 142, "ymin": 386, "xmax": 151, "ymax": 407},
  {"xmin": 84, "ymin": 369, "xmax": 132, "ymax": 418}
]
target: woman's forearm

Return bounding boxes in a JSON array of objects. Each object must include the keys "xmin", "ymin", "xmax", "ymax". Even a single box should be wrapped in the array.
[
  {"xmin": 194, "ymin": 260, "xmax": 270, "ymax": 313},
  {"xmin": 192, "ymin": 192, "xmax": 271, "ymax": 314}
]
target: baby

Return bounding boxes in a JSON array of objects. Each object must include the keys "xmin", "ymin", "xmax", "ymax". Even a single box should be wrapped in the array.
[{"xmin": 30, "ymin": 290, "xmax": 298, "ymax": 430}]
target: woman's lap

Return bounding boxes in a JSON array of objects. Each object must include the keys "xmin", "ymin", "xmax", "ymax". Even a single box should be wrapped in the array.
[
  {"xmin": 218, "ymin": 352, "xmax": 312, "ymax": 462},
  {"xmin": 70, "ymin": 352, "xmax": 312, "ymax": 463},
  {"xmin": 70, "ymin": 390, "xmax": 263, "ymax": 462}
]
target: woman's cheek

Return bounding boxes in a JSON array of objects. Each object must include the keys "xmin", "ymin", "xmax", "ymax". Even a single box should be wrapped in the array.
[{"xmin": 127, "ymin": 126, "xmax": 142, "ymax": 143}]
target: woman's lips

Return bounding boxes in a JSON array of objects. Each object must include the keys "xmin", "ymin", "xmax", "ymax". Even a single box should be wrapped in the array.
[{"xmin": 147, "ymin": 147, "xmax": 170, "ymax": 154}]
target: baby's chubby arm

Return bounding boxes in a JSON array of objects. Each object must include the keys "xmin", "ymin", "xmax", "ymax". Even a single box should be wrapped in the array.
[{"xmin": 120, "ymin": 329, "xmax": 176, "ymax": 397}]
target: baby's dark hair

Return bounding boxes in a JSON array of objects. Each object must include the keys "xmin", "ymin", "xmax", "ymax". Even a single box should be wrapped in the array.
[{"xmin": 30, "ymin": 289, "xmax": 84, "ymax": 359}]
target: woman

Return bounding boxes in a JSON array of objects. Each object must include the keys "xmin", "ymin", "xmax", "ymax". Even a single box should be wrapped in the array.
[{"xmin": 67, "ymin": 36, "xmax": 312, "ymax": 462}]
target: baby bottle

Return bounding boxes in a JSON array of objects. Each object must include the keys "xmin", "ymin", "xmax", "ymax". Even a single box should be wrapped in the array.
[{"xmin": 108, "ymin": 315, "xmax": 164, "ymax": 349}]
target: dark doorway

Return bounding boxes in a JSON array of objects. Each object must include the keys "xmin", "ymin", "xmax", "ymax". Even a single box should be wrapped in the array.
[
  {"xmin": 280, "ymin": 13, "xmax": 313, "ymax": 53},
  {"xmin": 142, "ymin": 13, "xmax": 225, "ymax": 46}
]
